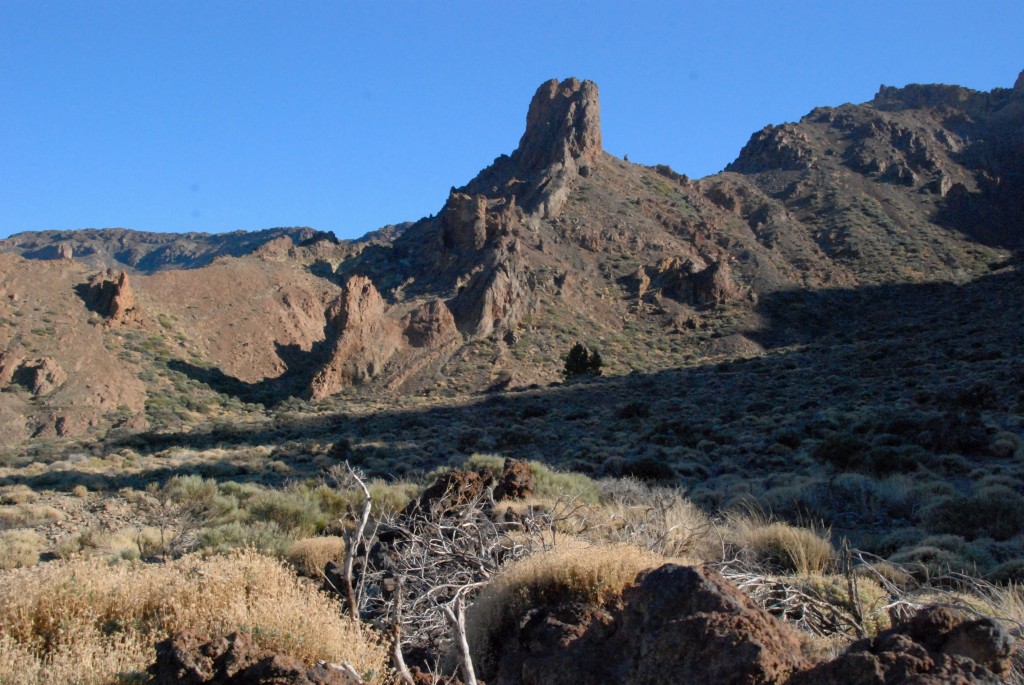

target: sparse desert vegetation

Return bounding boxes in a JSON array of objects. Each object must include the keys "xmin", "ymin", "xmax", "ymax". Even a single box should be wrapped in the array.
[{"xmin": 1, "ymin": 69, "xmax": 1024, "ymax": 683}]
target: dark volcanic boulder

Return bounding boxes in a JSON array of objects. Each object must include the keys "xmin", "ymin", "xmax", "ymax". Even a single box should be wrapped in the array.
[
  {"xmin": 484, "ymin": 563, "xmax": 808, "ymax": 685},
  {"xmin": 790, "ymin": 606, "xmax": 1014, "ymax": 685},
  {"xmin": 150, "ymin": 631, "xmax": 361, "ymax": 685}
]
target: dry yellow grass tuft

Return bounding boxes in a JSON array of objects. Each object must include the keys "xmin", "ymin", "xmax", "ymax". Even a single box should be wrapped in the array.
[
  {"xmin": 0, "ymin": 503, "xmax": 64, "ymax": 527},
  {"xmin": 0, "ymin": 530, "xmax": 44, "ymax": 570},
  {"xmin": 730, "ymin": 517, "xmax": 834, "ymax": 575},
  {"xmin": 286, "ymin": 535, "xmax": 346, "ymax": 577},
  {"xmin": 466, "ymin": 541, "xmax": 680, "ymax": 673},
  {"xmin": 0, "ymin": 485, "xmax": 38, "ymax": 505},
  {"xmin": 0, "ymin": 548, "xmax": 391, "ymax": 685}
]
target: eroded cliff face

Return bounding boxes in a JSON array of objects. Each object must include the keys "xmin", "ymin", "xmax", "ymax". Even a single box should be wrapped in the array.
[
  {"xmin": 307, "ymin": 276, "xmax": 402, "ymax": 399},
  {"xmin": 305, "ymin": 277, "xmax": 462, "ymax": 398}
]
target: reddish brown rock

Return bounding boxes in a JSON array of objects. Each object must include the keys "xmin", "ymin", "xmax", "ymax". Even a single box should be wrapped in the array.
[
  {"xmin": 789, "ymin": 607, "xmax": 1013, "ymax": 685},
  {"xmin": 439, "ymin": 192, "xmax": 521, "ymax": 256},
  {"xmin": 404, "ymin": 469, "xmax": 492, "ymax": 516},
  {"xmin": 515, "ymin": 77, "xmax": 602, "ymax": 176},
  {"xmin": 482, "ymin": 563, "xmax": 808, "ymax": 685},
  {"xmin": 692, "ymin": 259, "xmax": 739, "ymax": 306},
  {"xmin": 493, "ymin": 458, "xmax": 534, "ymax": 501},
  {"xmin": 402, "ymin": 299, "xmax": 458, "ymax": 348},
  {"xmin": 150, "ymin": 631, "xmax": 360, "ymax": 685},
  {"xmin": 11, "ymin": 357, "xmax": 67, "ymax": 396},
  {"xmin": 450, "ymin": 245, "xmax": 531, "ymax": 338},
  {"xmin": 84, "ymin": 269, "xmax": 138, "ymax": 323},
  {"xmin": 308, "ymin": 276, "xmax": 402, "ymax": 399},
  {"xmin": 56, "ymin": 243, "xmax": 73, "ymax": 260},
  {"xmin": 441, "ymin": 192, "xmax": 490, "ymax": 252}
]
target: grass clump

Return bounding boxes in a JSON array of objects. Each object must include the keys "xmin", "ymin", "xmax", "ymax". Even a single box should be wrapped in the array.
[
  {"xmin": 0, "ymin": 504, "xmax": 64, "ymax": 527},
  {"xmin": 286, "ymin": 536, "xmax": 346, "ymax": 578},
  {"xmin": 731, "ymin": 517, "xmax": 834, "ymax": 575},
  {"xmin": 0, "ymin": 548, "xmax": 390, "ymax": 685},
  {"xmin": 0, "ymin": 530, "xmax": 44, "ymax": 569}
]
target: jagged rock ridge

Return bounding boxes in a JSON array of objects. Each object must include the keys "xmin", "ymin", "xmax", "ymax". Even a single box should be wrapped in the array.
[{"xmin": 2, "ymin": 69, "xmax": 1023, "ymax": 437}]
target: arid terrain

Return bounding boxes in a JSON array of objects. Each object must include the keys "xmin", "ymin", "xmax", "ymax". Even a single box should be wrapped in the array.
[{"xmin": 1, "ymin": 70, "xmax": 1024, "ymax": 684}]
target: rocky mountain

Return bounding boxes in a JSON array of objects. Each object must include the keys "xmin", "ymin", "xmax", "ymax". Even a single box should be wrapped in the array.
[
  {"xmin": 0, "ymin": 70, "xmax": 1021, "ymax": 444},
  {"xmin": 0, "ymin": 226, "xmax": 336, "ymax": 273}
]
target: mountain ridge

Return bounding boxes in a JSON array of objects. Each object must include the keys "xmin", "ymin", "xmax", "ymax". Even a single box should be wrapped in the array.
[{"xmin": 0, "ymin": 70, "xmax": 1021, "ymax": 442}]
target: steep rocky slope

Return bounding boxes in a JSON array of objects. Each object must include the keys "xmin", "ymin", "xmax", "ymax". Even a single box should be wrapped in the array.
[{"xmin": 0, "ymin": 71, "xmax": 1021, "ymax": 443}]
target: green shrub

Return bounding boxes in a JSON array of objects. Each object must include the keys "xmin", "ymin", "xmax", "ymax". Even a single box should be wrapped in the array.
[{"xmin": 922, "ymin": 485, "xmax": 1024, "ymax": 541}]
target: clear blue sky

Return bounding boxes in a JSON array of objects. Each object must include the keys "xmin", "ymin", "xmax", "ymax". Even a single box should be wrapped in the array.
[{"xmin": 2, "ymin": 1, "xmax": 1022, "ymax": 240}]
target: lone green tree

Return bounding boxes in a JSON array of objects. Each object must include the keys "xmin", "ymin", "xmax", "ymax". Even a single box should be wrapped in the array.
[{"xmin": 563, "ymin": 342, "xmax": 603, "ymax": 378}]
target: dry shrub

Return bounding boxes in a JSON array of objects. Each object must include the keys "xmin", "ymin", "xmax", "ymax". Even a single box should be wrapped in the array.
[
  {"xmin": 286, "ymin": 535, "xmax": 346, "ymax": 577},
  {"xmin": 731, "ymin": 517, "xmax": 834, "ymax": 575},
  {"xmin": 0, "ymin": 529, "xmax": 44, "ymax": 569},
  {"xmin": 0, "ymin": 485, "xmax": 37, "ymax": 505},
  {"xmin": 53, "ymin": 526, "xmax": 163, "ymax": 562},
  {"xmin": 0, "ymin": 504, "xmax": 64, "ymax": 527},
  {"xmin": 595, "ymin": 484, "xmax": 718, "ymax": 560},
  {"xmin": 0, "ymin": 548, "xmax": 391, "ymax": 685},
  {"xmin": 466, "ymin": 542, "xmax": 678, "ymax": 674},
  {"xmin": 789, "ymin": 573, "xmax": 893, "ymax": 636}
]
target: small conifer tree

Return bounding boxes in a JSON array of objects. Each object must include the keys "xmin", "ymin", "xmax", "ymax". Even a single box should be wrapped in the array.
[{"xmin": 563, "ymin": 343, "xmax": 603, "ymax": 378}]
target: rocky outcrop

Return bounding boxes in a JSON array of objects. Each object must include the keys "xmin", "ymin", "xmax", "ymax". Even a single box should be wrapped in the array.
[
  {"xmin": 449, "ymin": 245, "xmax": 531, "ymax": 338},
  {"xmin": 440, "ymin": 193, "xmax": 521, "ymax": 254},
  {"xmin": 790, "ymin": 606, "xmax": 1014, "ymax": 685},
  {"xmin": 402, "ymin": 299, "xmax": 458, "ymax": 348},
  {"xmin": 11, "ymin": 357, "xmax": 68, "ymax": 396},
  {"xmin": 513, "ymin": 77, "xmax": 602, "ymax": 177},
  {"xmin": 150, "ymin": 631, "xmax": 363, "ymax": 685},
  {"xmin": 83, "ymin": 269, "xmax": 138, "ymax": 324},
  {"xmin": 637, "ymin": 256, "xmax": 739, "ymax": 307},
  {"xmin": 482, "ymin": 563, "xmax": 808, "ymax": 685},
  {"xmin": 493, "ymin": 457, "xmax": 534, "ymax": 501},
  {"xmin": 479, "ymin": 564, "xmax": 1014, "ymax": 685},
  {"xmin": 693, "ymin": 259, "xmax": 739, "ymax": 306},
  {"xmin": 454, "ymin": 77, "xmax": 601, "ymax": 220},
  {"xmin": 308, "ymin": 276, "xmax": 402, "ymax": 399},
  {"xmin": 1, "ymin": 351, "xmax": 68, "ymax": 396},
  {"xmin": 727, "ymin": 123, "xmax": 816, "ymax": 173}
]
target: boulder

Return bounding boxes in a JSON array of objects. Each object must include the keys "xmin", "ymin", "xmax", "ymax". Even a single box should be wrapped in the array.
[
  {"xmin": 483, "ymin": 563, "xmax": 808, "ymax": 685},
  {"xmin": 150, "ymin": 631, "xmax": 361, "ymax": 685},
  {"xmin": 403, "ymin": 468, "xmax": 493, "ymax": 517},
  {"xmin": 790, "ymin": 606, "xmax": 1014, "ymax": 685},
  {"xmin": 493, "ymin": 458, "xmax": 534, "ymax": 501}
]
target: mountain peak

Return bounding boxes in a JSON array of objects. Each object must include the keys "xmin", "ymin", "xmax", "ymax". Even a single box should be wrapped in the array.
[{"xmin": 513, "ymin": 77, "xmax": 602, "ymax": 176}]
